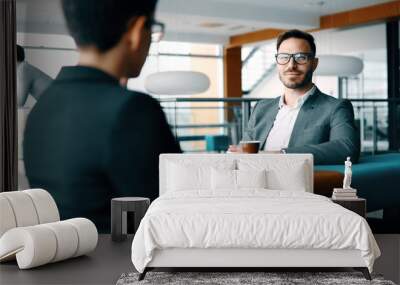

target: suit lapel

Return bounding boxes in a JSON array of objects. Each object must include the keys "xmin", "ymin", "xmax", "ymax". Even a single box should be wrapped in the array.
[
  {"xmin": 288, "ymin": 88, "xmax": 320, "ymax": 147},
  {"xmin": 259, "ymin": 100, "xmax": 280, "ymax": 149}
]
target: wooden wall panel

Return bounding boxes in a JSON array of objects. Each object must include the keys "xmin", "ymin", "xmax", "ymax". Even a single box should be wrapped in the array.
[
  {"xmin": 223, "ymin": 46, "xmax": 242, "ymax": 98},
  {"xmin": 223, "ymin": 46, "xmax": 241, "ymax": 120},
  {"xmin": 320, "ymin": 1, "xmax": 400, "ymax": 29},
  {"xmin": 230, "ymin": 1, "xmax": 400, "ymax": 46}
]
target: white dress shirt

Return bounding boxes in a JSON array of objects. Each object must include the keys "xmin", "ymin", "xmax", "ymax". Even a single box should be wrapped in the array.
[{"xmin": 264, "ymin": 85, "xmax": 316, "ymax": 151}]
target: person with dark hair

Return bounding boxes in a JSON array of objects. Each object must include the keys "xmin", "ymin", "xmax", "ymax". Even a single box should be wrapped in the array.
[
  {"xmin": 233, "ymin": 29, "xmax": 360, "ymax": 165},
  {"xmin": 17, "ymin": 45, "xmax": 25, "ymax": 61},
  {"xmin": 16, "ymin": 44, "xmax": 52, "ymax": 107},
  {"xmin": 23, "ymin": 0, "xmax": 181, "ymax": 232}
]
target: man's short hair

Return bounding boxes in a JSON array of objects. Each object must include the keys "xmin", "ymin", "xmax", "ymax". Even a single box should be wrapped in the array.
[
  {"xmin": 277, "ymin": 30, "xmax": 316, "ymax": 56},
  {"xmin": 61, "ymin": 0, "xmax": 158, "ymax": 52},
  {"xmin": 17, "ymin": 45, "xmax": 25, "ymax": 62}
]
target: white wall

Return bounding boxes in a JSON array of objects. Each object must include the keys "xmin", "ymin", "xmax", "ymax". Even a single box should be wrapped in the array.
[{"xmin": 17, "ymin": 33, "xmax": 78, "ymax": 77}]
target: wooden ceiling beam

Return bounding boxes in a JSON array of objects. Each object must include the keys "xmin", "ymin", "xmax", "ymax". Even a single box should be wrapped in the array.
[
  {"xmin": 320, "ymin": 0, "xmax": 400, "ymax": 29},
  {"xmin": 228, "ymin": 1, "xmax": 400, "ymax": 47},
  {"xmin": 229, "ymin": 29, "xmax": 286, "ymax": 48}
]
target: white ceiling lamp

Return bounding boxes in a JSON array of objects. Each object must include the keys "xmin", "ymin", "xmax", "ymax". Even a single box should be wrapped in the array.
[
  {"xmin": 145, "ymin": 71, "xmax": 210, "ymax": 95},
  {"xmin": 315, "ymin": 55, "xmax": 364, "ymax": 77}
]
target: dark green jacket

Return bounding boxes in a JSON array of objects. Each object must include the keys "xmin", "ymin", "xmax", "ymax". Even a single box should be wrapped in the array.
[
  {"xmin": 242, "ymin": 87, "xmax": 360, "ymax": 165},
  {"xmin": 23, "ymin": 66, "xmax": 181, "ymax": 232}
]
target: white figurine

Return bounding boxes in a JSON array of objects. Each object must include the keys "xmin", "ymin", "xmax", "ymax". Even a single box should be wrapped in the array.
[{"xmin": 343, "ymin": 157, "xmax": 352, "ymax": 189}]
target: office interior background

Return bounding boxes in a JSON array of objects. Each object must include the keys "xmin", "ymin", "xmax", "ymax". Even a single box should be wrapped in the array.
[
  {"xmin": 0, "ymin": 0, "xmax": 399, "ymax": 283},
  {"xmin": 13, "ymin": 0, "xmax": 400, "ymax": 188}
]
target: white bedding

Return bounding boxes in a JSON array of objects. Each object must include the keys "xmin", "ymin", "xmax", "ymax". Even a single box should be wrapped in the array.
[{"xmin": 131, "ymin": 190, "xmax": 380, "ymax": 273}]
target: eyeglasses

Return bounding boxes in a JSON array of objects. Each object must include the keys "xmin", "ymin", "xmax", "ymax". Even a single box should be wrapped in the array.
[
  {"xmin": 150, "ymin": 20, "xmax": 165, "ymax": 43},
  {"xmin": 275, "ymin": 53, "xmax": 314, "ymax": 65}
]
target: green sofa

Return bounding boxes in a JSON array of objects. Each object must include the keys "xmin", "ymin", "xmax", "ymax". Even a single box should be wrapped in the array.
[{"xmin": 315, "ymin": 153, "xmax": 400, "ymax": 212}]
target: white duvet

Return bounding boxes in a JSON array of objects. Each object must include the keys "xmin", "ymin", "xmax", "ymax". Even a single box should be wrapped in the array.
[{"xmin": 131, "ymin": 190, "xmax": 380, "ymax": 273}]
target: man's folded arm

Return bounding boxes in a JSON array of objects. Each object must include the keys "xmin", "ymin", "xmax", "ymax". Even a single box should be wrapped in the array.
[{"xmin": 285, "ymin": 100, "xmax": 360, "ymax": 165}]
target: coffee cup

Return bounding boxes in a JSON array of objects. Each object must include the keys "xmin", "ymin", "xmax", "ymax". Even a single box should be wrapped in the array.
[{"xmin": 239, "ymin": 141, "xmax": 260, "ymax": 153}]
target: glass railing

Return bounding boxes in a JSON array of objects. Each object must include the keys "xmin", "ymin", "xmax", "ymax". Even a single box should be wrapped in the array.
[
  {"xmin": 159, "ymin": 97, "xmax": 399, "ymax": 154},
  {"xmin": 351, "ymin": 99, "xmax": 391, "ymax": 154}
]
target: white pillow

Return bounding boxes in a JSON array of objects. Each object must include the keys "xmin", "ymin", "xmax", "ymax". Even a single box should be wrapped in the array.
[
  {"xmin": 167, "ymin": 160, "xmax": 235, "ymax": 192},
  {"xmin": 211, "ymin": 169, "xmax": 268, "ymax": 191},
  {"xmin": 211, "ymin": 168, "xmax": 236, "ymax": 190},
  {"xmin": 237, "ymin": 159, "xmax": 308, "ymax": 191},
  {"xmin": 267, "ymin": 161, "xmax": 307, "ymax": 191},
  {"xmin": 167, "ymin": 162, "xmax": 209, "ymax": 191},
  {"xmin": 236, "ymin": 169, "xmax": 267, "ymax": 189}
]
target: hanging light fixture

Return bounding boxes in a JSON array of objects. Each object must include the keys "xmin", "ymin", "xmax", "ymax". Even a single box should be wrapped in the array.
[
  {"xmin": 144, "ymin": 71, "xmax": 210, "ymax": 95},
  {"xmin": 144, "ymin": 15, "xmax": 210, "ymax": 96},
  {"xmin": 315, "ymin": 55, "xmax": 364, "ymax": 77}
]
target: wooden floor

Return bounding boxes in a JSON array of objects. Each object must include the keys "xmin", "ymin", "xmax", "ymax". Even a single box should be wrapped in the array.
[
  {"xmin": 0, "ymin": 235, "xmax": 134, "ymax": 285},
  {"xmin": 0, "ymin": 234, "xmax": 398, "ymax": 284},
  {"xmin": 373, "ymin": 234, "xmax": 400, "ymax": 284}
]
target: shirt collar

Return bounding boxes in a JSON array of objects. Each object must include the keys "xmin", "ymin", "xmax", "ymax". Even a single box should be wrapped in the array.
[
  {"xmin": 56, "ymin": 65, "xmax": 119, "ymax": 85},
  {"xmin": 279, "ymin": 85, "xmax": 316, "ymax": 109}
]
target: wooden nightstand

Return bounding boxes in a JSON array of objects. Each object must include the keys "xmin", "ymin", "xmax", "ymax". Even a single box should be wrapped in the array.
[{"xmin": 331, "ymin": 198, "xmax": 366, "ymax": 218}]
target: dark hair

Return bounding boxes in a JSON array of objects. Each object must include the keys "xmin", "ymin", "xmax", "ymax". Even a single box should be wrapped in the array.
[
  {"xmin": 277, "ymin": 29, "xmax": 316, "ymax": 56},
  {"xmin": 61, "ymin": 0, "xmax": 158, "ymax": 52},
  {"xmin": 17, "ymin": 45, "xmax": 25, "ymax": 62}
]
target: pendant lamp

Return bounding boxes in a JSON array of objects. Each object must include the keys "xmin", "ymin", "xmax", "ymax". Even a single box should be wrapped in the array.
[
  {"xmin": 145, "ymin": 71, "xmax": 210, "ymax": 95},
  {"xmin": 315, "ymin": 55, "xmax": 363, "ymax": 77}
]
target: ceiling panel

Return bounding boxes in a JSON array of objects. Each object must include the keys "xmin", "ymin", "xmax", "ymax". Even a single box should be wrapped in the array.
[{"xmin": 16, "ymin": 0, "xmax": 396, "ymax": 44}]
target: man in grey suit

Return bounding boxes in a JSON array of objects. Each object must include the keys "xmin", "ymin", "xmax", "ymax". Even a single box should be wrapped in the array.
[{"xmin": 240, "ymin": 30, "xmax": 360, "ymax": 165}]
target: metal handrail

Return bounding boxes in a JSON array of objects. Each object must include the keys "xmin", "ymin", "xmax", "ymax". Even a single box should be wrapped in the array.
[
  {"xmin": 159, "ymin": 97, "xmax": 264, "ymax": 103},
  {"xmin": 160, "ymin": 97, "xmax": 400, "ymax": 153},
  {"xmin": 348, "ymin": 98, "xmax": 400, "ymax": 102},
  {"xmin": 159, "ymin": 97, "xmax": 400, "ymax": 132},
  {"xmin": 159, "ymin": 97, "xmax": 400, "ymax": 103},
  {"xmin": 171, "ymin": 123, "xmax": 235, "ymax": 129}
]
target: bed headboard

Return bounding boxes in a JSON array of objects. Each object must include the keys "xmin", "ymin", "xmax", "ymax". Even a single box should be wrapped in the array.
[{"xmin": 159, "ymin": 154, "xmax": 314, "ymax": 195}]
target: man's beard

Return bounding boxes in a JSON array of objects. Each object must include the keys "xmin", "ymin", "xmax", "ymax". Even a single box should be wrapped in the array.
[{"xmin": 279, "ymin": 68, "xmax": 313, "ymax": 89}]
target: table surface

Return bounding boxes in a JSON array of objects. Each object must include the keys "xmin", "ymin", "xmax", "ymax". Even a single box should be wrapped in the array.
[
  {"xmin": 331, "ymin": 198, "xmax": 366, "ymax": 201},
  {"xmin": 0, "ymin": 234, "xmax": 134, "ymax": 285},
  {"xmin": 112, "ymin": 197, "xmax": 149, "ymax": 202}
]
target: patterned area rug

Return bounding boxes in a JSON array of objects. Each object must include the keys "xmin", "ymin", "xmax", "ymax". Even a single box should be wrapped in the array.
[{"xmin": 117, "ymin": 272, "xmax": 396, "ymax": 285}]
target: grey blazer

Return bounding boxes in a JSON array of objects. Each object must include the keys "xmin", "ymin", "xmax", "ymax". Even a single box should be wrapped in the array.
[{"xmin": 243, "ymin": 88, "xmax": 360, "ymax": 165}]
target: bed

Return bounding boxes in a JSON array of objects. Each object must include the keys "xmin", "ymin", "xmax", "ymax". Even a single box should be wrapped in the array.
[{"xmin": 131, "ymin": 154, "xmax": 380, "ymax": 280}]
